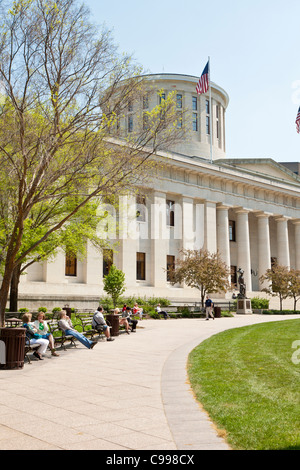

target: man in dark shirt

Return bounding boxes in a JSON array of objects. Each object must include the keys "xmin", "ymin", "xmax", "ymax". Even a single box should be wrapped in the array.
[{"xmin": 205, "ymin": 296, "xmax": 214, "ymax": 320}]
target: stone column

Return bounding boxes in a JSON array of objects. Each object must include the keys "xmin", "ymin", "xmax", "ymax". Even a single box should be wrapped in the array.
[
  {"xmin": 256, "ymin": 214, "xmax": 271, "ymax": 289},
  {"xmin": 293, "ymin": 220, "xmax": 300, "ymax": 270},
  {"xmin": 276, "ymin": 217, "xmax": 290, "ymax": 268},
  {"xmin": 216, "ymin": 204, "xmax": 230, "ymax": 272},
  {"xmin": 118, "ymin": 195, "xmax": 138, "ymax": 286},
  {"xmin": 182, "ymin": 197, "xmax": 195, "ymax": 250},
  {"xmin": 151, "ymin": 191, "xmax": 168, "ymax": 287},
  {"xmin": 236, "ymin": 209, "xmax": 252, "ymax": 293},
  {"xmin": 204, "ymin": 201, "xmax": 217, "ymax": 253}
]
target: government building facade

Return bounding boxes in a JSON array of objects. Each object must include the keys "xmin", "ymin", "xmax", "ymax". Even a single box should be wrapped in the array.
[{"xmin": 17, "ymin": 74, "xmax": 300, "ymax": 310}]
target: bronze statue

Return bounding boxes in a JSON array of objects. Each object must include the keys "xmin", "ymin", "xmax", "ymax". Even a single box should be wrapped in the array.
[{"xmin": 237, "ymin": 268, "xmax": 246, "ymax": 298}]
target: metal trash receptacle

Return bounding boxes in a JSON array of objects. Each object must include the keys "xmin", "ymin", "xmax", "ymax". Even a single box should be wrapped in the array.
[
  {"xmin": 0, "ymin": 327, "xmax": 26, "ymax": 370},
  {"xmin": 106, "ymin": 314, "xmax": 119, "ymax": 336},
  {"xmin": 214, "ymin": 306, "xmax": 221, "ymax": 318}
]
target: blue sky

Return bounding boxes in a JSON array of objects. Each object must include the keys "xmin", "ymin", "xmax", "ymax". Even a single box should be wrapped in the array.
[{"xmin": 85, "ymin": 0, "xmax": 300, "ymax": 163}]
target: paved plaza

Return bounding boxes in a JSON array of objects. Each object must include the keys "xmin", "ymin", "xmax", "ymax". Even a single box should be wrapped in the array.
[{"xmin": 0, "ymin": 314, "xmax": 299, "ymax": 451}]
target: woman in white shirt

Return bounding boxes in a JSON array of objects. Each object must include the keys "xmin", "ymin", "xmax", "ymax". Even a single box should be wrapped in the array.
[{"xmin": 33, "ymin": 312, "xmax": 59, "ymax": 356}]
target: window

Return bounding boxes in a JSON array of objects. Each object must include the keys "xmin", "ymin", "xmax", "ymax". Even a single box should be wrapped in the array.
[
  {"xmin": 166, "ymin": 200, "xmax": 175, "ymax": 226},
  {"xmin": 143, "ymin": 113, "xmax": 149, "ymax": 130},
  {"xmin": 206, "ymin": 116, "xmax": 210, "ymax": 135},
  {"xmin": 216, "ymin": 104, "xmax": 220, "ymax": 140},
  {"xmin": 159, "ymin": 92, "xmax": 165, "ymax": 104},
  {"xmin": 206, "ymin": 99, "xmax": 210, "ymax": 114},
  {"xmin": 229, "ymin": 220, "xmax": 236, "ymax": 242},
  {"xmin": 206, "ymin": 99, "xmax": 210, "ymax": 135},
  {"xmin": 192, "ymin": 113, "xmax": 198, "ymax": 132},
  {"xmin": 176, "ymin": 94, "xmax": 182, "ymax": 109},
  {"xmin": 271, "ymin": 257, "xmax": 277, "ymax": 269},
  {"xmin": 65, "ymin": 253, "xmax": 77, "ymax": 277},
  {"xmin": 137, "ymin": 252, "xmax": 146, "ymax": 280},
  {"xmin": 166, "ymin": 255, "xmax": 175, "ymax": 282},
  {"xmin": 143, "ymin": 95, "xmax": 149, "ymax": 109},
  {"xmin": 136, "ymin": 195, "xmax": 146, "ymax": 222},
  {"xmin": 177, "ymin": 112, "xmax": 183, "ymax": 128},
  {"xmin": 128, "ymin": 100, "xmax": 133, "ymax": 112},
  {"xmin": 230, "ymin": 265, "xmax": 237, "ymax": 287},
  {"xmin": 128, "ymin": 115, "xmax": 133, "ymax": 133},
  {"xmin": 192, "ymin": 96, "xmax": 197, "ymax": 111},
  {"xmin": 103, "ymin": 249, "xmax": 113, "ymax": 277}
]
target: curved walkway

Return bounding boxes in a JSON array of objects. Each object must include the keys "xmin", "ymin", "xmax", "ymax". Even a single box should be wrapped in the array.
[{"xmin": 0, "ymin": 314, "xmax": 298, "ymax": 450}]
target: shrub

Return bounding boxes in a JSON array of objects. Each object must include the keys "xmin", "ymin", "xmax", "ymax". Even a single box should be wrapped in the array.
[
  {"xmin": 18, "ymin": 307, "xmax": 29, "ymax": 313},
  {"xmin": 38, "ymin": 307, "xmax": 47, "ymax": 313},
  {"xmin": 250, "ymin": 297, "xmax": 269, "ymax": 309},
  {"xmin": 52, "ymin": 307, "xmax": 62, "ymax": 313}
]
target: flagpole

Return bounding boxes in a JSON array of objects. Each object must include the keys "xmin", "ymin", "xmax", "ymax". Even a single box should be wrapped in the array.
[{"xmin": 208, "ymin": 56, "xmax": 213, "ymax": 163}]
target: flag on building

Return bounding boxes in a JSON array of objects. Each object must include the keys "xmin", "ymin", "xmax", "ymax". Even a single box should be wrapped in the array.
[
  {"xmin": 296, "ymin": 106, "xmax": 300, "ymax": 134},
  {"xmin": 196, "ymin": 61, "xmax": 209, "ymax": 95}
]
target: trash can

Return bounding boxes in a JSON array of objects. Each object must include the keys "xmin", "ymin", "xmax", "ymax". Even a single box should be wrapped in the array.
[
  {"xmin": 0, "ymin": 327, "xmax": 26, "ymax": 370},
  {"xmin": 106, "ymin": 314, "xmax": 119, "ymax": 336},
  {"xmin": 214, "ymin": 306, "xmax": 221, "ymax": 318}
]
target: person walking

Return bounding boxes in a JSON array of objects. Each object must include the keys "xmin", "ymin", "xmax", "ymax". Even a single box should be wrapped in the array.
[{"xmin": 205, "ymin": 296, "xmax": 215, "ymax": 320}]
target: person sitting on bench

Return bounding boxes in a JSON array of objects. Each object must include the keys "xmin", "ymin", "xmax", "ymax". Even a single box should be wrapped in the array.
[
  {"xmin": 58, "ymin": 311, "xmax": 98, "ymax": 349},
  {"xmin": 123, "ymin": 307, "xmax": 138, "ymax": 332},
  {"xmin": 92, "ymin": 306, "xmax": 114, "ymax": 341}
]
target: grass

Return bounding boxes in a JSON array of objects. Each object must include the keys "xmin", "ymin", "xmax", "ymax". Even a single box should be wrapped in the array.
[{"xmin": 187, "ymin": 319, "xmax": 300, "ymax": 450}]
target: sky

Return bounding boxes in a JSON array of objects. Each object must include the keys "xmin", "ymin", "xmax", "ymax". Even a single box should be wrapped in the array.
[{"xmin": 84, "ymin": 0, "xmax": 300, "ymax": 163}]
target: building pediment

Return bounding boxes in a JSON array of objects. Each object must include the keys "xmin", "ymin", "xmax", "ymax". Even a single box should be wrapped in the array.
[{"xmin": 215, "ymin": 158, "xmax": 300, "ymax": 185}]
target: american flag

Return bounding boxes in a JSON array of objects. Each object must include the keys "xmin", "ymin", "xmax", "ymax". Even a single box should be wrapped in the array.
[
  {"xmin": 196, "ymin": 61, "xmax": 209, "ymax": 95},
  {"xmin": 296, "ymin": 106, "xmax": 300, "ymax": 134}
]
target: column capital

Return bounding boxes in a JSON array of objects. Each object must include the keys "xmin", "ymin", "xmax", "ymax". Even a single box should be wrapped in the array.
[
  {"xmin": 274, "ymin": 215, "xmax": 291, "ymax": 222},
  {"xmin": 292, "ymin": 219, "xmax": 300, "ymax": 225},
  {"xmin": 235, "ymin": 207, "xmax": 250, "ymax": 215},
  {"xmin": 216, "ymin": 203, "xmax": 230, "ymax": 211},
  {"xmin": 254, "ymin": 211, "xmax": 272, "ymax": 219}
]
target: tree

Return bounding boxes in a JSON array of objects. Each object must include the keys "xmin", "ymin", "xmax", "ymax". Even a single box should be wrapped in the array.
[
  {"xmin": 287, "ymin": 269, "xmax": 300, "ymax": 312},
  {"xmin": 0, "ymin": 0, "xmax": 182, "ymax": 326},
  {"xmin": 168, "ymin": 249, "xmax": 230, "ymax": 307},
  {"xmin": 7, "ymin": 199, "xmax": 112, "ymax": 311},
  {"xmin": 103, "ymin": 264, "xmax": 126, "ymax": 308},
  {"xmin": 259, "ymin": 264, "xmax": 290, "ymax": 311}
]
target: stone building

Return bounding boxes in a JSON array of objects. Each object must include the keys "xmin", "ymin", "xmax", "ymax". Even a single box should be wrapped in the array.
[{"xmin": 17, "ymin": 74, "xmax": 300, "ymax": 310}]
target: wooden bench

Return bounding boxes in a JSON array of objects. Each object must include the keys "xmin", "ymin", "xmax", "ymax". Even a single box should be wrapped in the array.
[
  {"xmin": 24, "ymin": 337, "xmax": 40, "ymax": 364},
  {"xmin": 75, "ymin": 314, "xmax": 112, "ymax": 340},
  {"xmin": 47, "ymin": 319, "xmax": 78, "ymax": 350}
]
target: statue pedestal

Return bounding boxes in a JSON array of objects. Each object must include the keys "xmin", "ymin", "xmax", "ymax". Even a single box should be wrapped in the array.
[{"xmin": 236, "ymin": 298, "xmax": 252, "ymax": 314}]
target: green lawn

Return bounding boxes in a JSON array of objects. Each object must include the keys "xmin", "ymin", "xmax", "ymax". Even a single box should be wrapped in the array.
[{"xmin": 188, "ymin": 319, "xmax": 300, "ymax": 450}]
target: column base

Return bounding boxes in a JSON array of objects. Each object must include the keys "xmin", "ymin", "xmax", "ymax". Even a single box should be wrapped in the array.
[{"xmin": 236, "ymin": 298, "xmax": 252, "ymax": 314}]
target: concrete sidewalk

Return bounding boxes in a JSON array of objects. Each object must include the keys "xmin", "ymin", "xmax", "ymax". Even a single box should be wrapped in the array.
[{"xmin": 0, "ymin": 314, "xmax": 298, "ymax": 450}]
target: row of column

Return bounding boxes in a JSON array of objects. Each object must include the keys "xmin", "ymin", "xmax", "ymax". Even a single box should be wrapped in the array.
[
  {"xmin": 116, "ymin": 193, "xmax": 300, "ymax": 293},
  {"xmin": 217, "ymin": 205, "xmax": 300, "ymax": 292}
]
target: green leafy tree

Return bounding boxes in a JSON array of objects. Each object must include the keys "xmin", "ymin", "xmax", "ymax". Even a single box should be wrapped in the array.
[
  {"xmin": 8, "ymin": 199, "xmax": 115, "ymax": 311},
  {"xmin": 287, "ymin": 269, "xmax": 300, "ymax": 312},
  {"xmin": 260, "ymin": 264, "xmax": 290, "ymax": 311},
  {"xmin": 169, "ymin": 249, "xmax": 230, "ymax": 308},
  {"xmin": 0, "ymin": 0, "xmax": 182, "ymax": 325},
  {"xmin": 103, "ymin": 264, "xmax": 126, "ymax": 308}
]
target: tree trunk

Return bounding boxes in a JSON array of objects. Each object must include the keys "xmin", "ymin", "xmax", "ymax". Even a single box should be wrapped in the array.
[
  {"xmin": 9, "ymin": 265, "xmax": 21, "ymax": 313},
  {"xmin": 0, "ymin": 276, "xmax": 12, "ymax": 327},
  {"xmin": 279, "ymin": 295, "xmax": 283, "ymax": 312}
]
